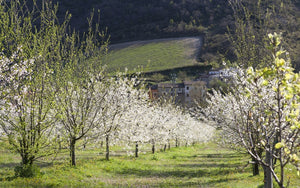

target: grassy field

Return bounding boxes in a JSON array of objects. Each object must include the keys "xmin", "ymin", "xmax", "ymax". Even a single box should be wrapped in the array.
[
  {"xmin": 1, "ymin": 142, "xmax": 299, "ymax": 188},
  {"xmin": 104, "ymin": 37, "xmax": 202, "ymax": 74}
]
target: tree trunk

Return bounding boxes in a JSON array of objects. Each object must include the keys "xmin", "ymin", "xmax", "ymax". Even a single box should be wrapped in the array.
[
  {"xmin": 279, "ymin": 158, "xmax": 285, "ymax": 188},
  {"xmin": 175, "ymin": 138, "xmax": 178, "ymax": 147},
  {"xmin": 58, "ymin": 135, "xmax": 62, "ymax": 150},
  {"xmin": 264, "ymin": 147, "xmax": 273, "ymax": 188},
  {"xmin": 163, "ymin": 144, "xmax": 167, "ymax": 152},
  {"xmin": 168, "ymin": 142, "xmax": 170, "ymax": 150},
  {"xmin": 252, "ymin": 156, "xmax": 260, "ymax": 176},
  {"xmin": 106, "ymin": 135, "xmax": 110, "ymax": 161},
  {"xmin": 152, "ymin": 142, "xmax": 155, "ymax": 154},
  {"xmin": 135, "ymin": 142, "xmax": 138, "ymax": 158},
  {"xmin": 21, "ymin": 152, "xmax": 32, "ymax": 166},
  {"xmin": 70, "ymin": 137, "xmax": 76, "ymax": 166},
  {"xmin": 18, "ymin": 137, "xmax": 35, "ymax": 171},
  {"xmin": 250, "ymin": 147, "xmax": 260, "ymax": 176}
]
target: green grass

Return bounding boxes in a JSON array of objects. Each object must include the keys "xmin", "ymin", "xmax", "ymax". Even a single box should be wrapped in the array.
[
  {"xmin": 105, "ymin": 37, "xmax": 202, "ymax": 73},
  {"xmin": 0, "ymin": 143, "xmax": 300, "ymax": 187}
]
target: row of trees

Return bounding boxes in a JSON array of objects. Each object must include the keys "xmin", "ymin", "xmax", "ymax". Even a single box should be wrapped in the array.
[
  {"xmin": 199, "ymin": 1, "xmax": 300, "ymax": 187},
  {"xmin": 196, "ymin": 33, "xmax": 300, "ymax": 188},
  {"xmin": 0, "ymin": 0, "xmax": 214, "ymax": 177}
]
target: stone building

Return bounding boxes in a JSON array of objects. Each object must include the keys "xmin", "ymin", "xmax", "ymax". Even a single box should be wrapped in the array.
[{"xmin": 149, "ymin": 81, "xmax": 206, "ymax": 107}]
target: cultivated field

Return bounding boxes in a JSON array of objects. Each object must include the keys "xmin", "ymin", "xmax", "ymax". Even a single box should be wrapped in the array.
[
  {"xmin": 1, "ymin": 142, "xmax": 299, "ymax": 187},
  {"xmin": 105, "ymin": 37, "xmax": 202, "ymax": 73}
]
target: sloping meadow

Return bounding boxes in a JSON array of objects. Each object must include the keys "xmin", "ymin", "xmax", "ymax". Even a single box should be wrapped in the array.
[{"xmin": 105, "ymin": 37, "xmax": 202, "ymax": 73}]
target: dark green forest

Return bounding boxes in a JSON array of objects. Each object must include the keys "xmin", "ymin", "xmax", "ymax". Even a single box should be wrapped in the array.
[{"xmin": 29, "ymin": 0, "xmax": 300, "ymax": 69}]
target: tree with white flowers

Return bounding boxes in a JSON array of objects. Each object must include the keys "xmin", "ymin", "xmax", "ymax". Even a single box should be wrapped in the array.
[
  {"xmin": 181, "ymin": 113, "xmax": 214, "ymax": 146},
  {"xmin": 0, "ymin": 0, "xmax": 108, "ymax": 168},
  {"xmin": 94, "ymin": 74, "xmax": 143, "ymax": 160},
  {"xmin": 54, "ymin": 28, "xmax": 108, "ymax": 166},
  {"xmin": 55, "ymin": 68, "xmax": 107, "ymax": 166},
  {"xmin": 167, "ymin": 105, "xmax": 214, "ymax": 148},
  {"xmin": 119, "ymin": 84, "xmax": 150, "ymax": 157},
  {"xmin": 147, "ymin": 100, "xmax": 172, "ymax": 154},
  {"xmin": 163, "ymin": 103, "xmax": 184, "ymax": 148},
  {"xmin": 0, "ymin": 1, "xmax": 66, "ymax": 176},
  {"xmin": 203, "ymin": 33, "xmax": 300, "ymax": 188},
  {"xmin": 0, "ymin": 47, "xmax": 59, "ymax": 176}
]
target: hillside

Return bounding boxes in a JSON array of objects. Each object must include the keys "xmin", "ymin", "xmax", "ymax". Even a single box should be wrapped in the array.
[
  {"xmin": 52, "ymin": 0, "xmax": 230, "ymax": 43},
  {"xmin": 26, "ymin": 0, "xmax": 300, "ymax": 70},
  {"xmin": 49, "ymin": 0, "xmax": 235, "ymax": 67}
]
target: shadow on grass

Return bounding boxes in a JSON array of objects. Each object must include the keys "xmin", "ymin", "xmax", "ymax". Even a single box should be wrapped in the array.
[
  {"xmin": 197, "ymin": 153, "xmax": 244, "ymax": 159},
  {"xmin": 155, "ymin": 176, "xmax": 240, "ymax": 187},
  {"xmin": 133, "ymin": 176, "xmax": 240, "ymax": 188},
  {"xmin": 0, "ymin": 162, "xmax": 19, "ymax": 168},
  {"xmin": 0, "ymin": 161, "xmax": 53, "ymax": 169},
  {"xmin": 0, "ymin": 175, "xmax": 16, "ymax": 182},
  {"xmin": 111, "ymin": 167, "xmax": 242, "ymax": 187},
  {"xmin": 107, "ymin": 150, "xmax": 250, "ymax": 185},
  {"xmin": 0, "ymin": 161, "xmax": 55, "ymax": 182},
  {"xmin": 177, "ymin": 162, "xmax": 243, "ymax": 169},
  {"xmin": 173, "ymin": 152, "xmax": 248, "ymax": 169},
  {"xmin": 113, "ymin": 163, "xmax": 243, "ymax": 178}
]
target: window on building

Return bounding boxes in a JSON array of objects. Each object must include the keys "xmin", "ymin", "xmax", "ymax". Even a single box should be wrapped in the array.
[
  {"xmin": 186, "ymin": 94, "xmax": 189, "ymax": 97},
  {"xmin": 186, "ymin": 86, "xmax": 189, "ymax": 90}
]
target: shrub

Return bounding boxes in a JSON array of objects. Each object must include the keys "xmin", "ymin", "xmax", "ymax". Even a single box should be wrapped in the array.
[
  {"xmin": 14, "ymin": 164, "xmax": 41, "ymax": 178},
  {"xmin": 151, "ymin": 154, "xmax": 159, "ymax": 161}
]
